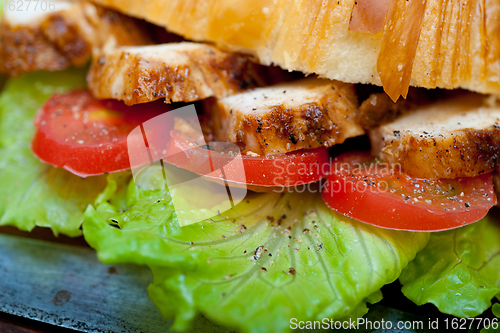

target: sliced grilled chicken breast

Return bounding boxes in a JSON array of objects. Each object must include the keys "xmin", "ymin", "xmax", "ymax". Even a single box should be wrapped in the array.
[
  {"xmin": 206, "ymin": 77, "xmax": 364, "ymax": 155},
  {"xmin": 370, "ymin": 94, "xmax": 500, "ymax": 179},
  {"xmin": 0, "ymin": 1, "xmax": 151, "ymax": 76},
  {"xmin": 88, "ymin": 43, "xmax": 267, "ymax": 105}
]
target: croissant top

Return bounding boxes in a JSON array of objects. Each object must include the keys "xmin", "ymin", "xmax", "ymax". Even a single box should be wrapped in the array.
[{"xmin": 89, "ymin": 0, "xmax": 500, "ymax": 101}]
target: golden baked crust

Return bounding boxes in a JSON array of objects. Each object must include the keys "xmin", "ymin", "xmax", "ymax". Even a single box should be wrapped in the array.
[
  {"xmin": 0, "ymin": 1, "xmax": 151, "ymax": 76},
  {"xmin": 90, "ymin": 0, "xmax": 500, "ymax": 98}
]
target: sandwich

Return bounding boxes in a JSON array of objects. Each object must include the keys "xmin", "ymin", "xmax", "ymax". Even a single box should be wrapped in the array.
[{"xmin": 1, "ymin": 0, "xmax": 500, "ymax": 332}]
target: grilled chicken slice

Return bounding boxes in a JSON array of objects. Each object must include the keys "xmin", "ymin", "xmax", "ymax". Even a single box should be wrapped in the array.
[
  {"xmin": 0, "ymin": 1, "xmax": 151, "ymax": 76},
  {"xmin": 88, "ymin": 43, "xmax": 268, "ymax": 105},
  {"xmin": 370, "ymin": 94, "xmax": 500, "ymax": 179},
  {"xmin": 205, "ymin": 78, "xmax": 364, "ymax": 155}
]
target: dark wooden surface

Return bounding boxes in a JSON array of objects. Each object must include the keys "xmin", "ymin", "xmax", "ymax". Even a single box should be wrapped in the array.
[
  {"xmin": 0, "ymin": 227, "xmax": 85, "ymax": 333},
  {"xmin": 0, "ymin": 227, "xmax": 89, "ymax": 248},
  {"xmin": 0, "ymin": 311, "xmax": 76, "ymax": 333},
  {"xmin": 0, "ymin": 228, "xmax": 184, "ymax": 333}
]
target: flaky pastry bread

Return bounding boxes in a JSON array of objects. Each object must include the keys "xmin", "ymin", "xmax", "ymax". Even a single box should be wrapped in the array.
[{"xmin": 89, "ymin": 0, "xmax": 500, "ymax": 101}]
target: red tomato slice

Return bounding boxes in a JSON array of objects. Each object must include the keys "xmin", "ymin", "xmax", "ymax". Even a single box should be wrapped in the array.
[
  {"xmin": 163, "ymin": 130, "xmax": 330, "ymax": 188},
  {"xmin": 322, "ymin": 151, "xmax": 497, "ymax": 231},
  {"xmin": 31, "ymin": 90, "xmax": 171, "ymax": 177}
]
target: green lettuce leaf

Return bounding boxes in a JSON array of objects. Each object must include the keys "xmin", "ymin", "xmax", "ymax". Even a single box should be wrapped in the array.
[
  {"xmin": 83, "ymin": 167, "xmax": 429, "ymax": 333},
  {"xmin": 480, "ymin": 304, "xmax": 500, "ymax": 333},
  {"xmin": 400, "ymin": 216, "xmax": 500, "ymax": 318},
  {"xmin": 493, "ymin": 303, "xmax": 500, "ymax": 318},
  {"xmin": 0, "ymin": 69, "xmax": 108, "ymax": 236}
]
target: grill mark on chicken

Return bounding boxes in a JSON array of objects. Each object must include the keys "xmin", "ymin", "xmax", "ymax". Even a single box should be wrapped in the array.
[
  {"xmin": 42, "ymin": 13, "xmax": 91, "ymax": 65},
  {"xmin": 206, "ymin": 78, "xmax": 364, "ymax": 155},
  {"xmin": 370, "ymin": 94, "xmax": 500, "ymax": 179},
  {"xmin": 0, "ymin": 1, "xmax": 151, "ymax": 76},
  {"xmin": 88, "ymin": 43, "xmax": 268, "ymax": 105}
]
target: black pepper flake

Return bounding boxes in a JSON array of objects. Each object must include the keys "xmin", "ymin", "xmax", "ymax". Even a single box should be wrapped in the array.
[
  {"xmin": 465, "ymin": 202, "xmax": 470, "ymax": 208},
  {"xmin": 261, "ymin": 267, "xmax": 267, "ymax": 272},
  {"xmin": 393, "ymin": 130, "xmax": 400, "ymax": 137},
  {"xmin": 289, "ymin": 133, "xmax": 298, "ymax": 144},
  {"xmin": 256, "ymin": 120, "xmax": 263, "ymax": 133},
  {"xmin": 288, "ymin": 267, "xmax": 296, "ymax": 275}
]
